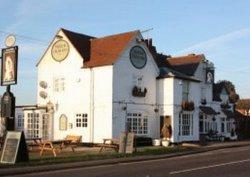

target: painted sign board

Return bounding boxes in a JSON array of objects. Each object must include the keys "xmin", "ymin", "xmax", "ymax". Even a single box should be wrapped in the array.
[
  {"xmin": 1, "ymin": 46, "xmax": 18, "ymax": 86},
  {"xmin": 119, "ymin": 132, "xmax": 135, "ymax": 154},
  {"xmin": 0, "ymin": 131, "xmax": 29, "ymax": 164}
]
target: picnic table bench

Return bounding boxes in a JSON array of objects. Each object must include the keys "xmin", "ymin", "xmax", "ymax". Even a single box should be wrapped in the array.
[
  {"xmin": 26, "ymin": 138, "xmax": 43, "ymax": 152},
  {"xmin": 40, "ymin": 139, "xmax": 72, "ymax": 157},
  {"xmin": 39, "ymin": 135, "xmax": 82, "ymax": 157},
  {"xmin": 97, "ymin": 138, "xmax": 119, "ymax": 153},
  {"xmin": 64, "ymin": 135, "xmax": 82, "ymax": 152}
]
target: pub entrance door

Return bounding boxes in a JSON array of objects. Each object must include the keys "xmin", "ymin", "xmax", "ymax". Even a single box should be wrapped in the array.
[{"xmin": 160, "ymin": 116, "xmax": 172, "ymax": 138}]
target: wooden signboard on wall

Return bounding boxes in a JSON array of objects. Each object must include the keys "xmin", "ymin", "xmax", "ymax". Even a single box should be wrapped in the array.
[{"xmin": 0, "ymin": 131, "xmax": 29, "ymax": 164}]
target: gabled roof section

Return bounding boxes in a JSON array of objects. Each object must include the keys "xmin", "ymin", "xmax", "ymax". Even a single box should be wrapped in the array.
[
  {"xmin": 166, "ymin": 54, "xmax": 205, "ymax": 76},
  {"xmin": 61, "ymin": 28, "xmax": 95, "ymax": 60},
  {"xmin": 157, "ymin": 67, "xmax": 200, "ymax": 82},
  {"xmin": 83, "ymin": 30, "xmax": 139, "ymax": 68}
]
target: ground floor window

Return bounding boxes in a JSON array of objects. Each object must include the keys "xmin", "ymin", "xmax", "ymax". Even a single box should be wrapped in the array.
[
  {"xmin": 76, "ymin": 114, "xmax": 88, "ymax": 127},
  {"xmin": 17, "ymin": 114, "xmax": 24, "ymax": 129},
  {"xmin": 27, "ymin": 113, "xmax": 40, "ymax": 138},
  {"xmin": 126, "ymin": 113, "xmax": 148, "ymax": 135},
  {"xmin": 200, "ymin": 114, "xmax": 218, "ymax": 134},
  {"xmin": 227, "ymin": 121, "xmax": 232, "ymax": 133},
  {"xmin": 179, "ymin": 113, "xmax": 193, "ymax": 136},
  {"xmin": 42, "ymin": 114, "xmax": 50, "ymax": 139},
  {"xmin": 59, "ymin": 114, "xmax": 68, "ymax": 130}
]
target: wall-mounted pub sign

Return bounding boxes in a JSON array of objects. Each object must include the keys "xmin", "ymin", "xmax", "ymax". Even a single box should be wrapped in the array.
[
  {"xmin": 206, "ymin": 69, "xmax": 214, "ymax": 84},
  {"xmin": 51, "ymin": 40, "xmax": 70, "ymax": 62},
  {"xmin": 130, "ymin": 46, "xmax": 147, "ymax": 69},
  {"xmin": 1, "ymin": 46, "xmax": 18, "ymax": 86}
]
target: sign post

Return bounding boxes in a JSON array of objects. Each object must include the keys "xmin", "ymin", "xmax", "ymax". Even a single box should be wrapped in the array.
[{"xmin": 0, "ymin": 35, "xmax": 18, "ymax": 132}]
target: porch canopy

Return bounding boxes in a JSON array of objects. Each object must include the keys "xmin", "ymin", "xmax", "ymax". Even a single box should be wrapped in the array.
[
  {"xmin": 199, "ymin": 106, "xmax": 218, "ymax": 115},
  {"xmin": 222, "ymin": 109, "xmax": 235, "ymax": 119}
]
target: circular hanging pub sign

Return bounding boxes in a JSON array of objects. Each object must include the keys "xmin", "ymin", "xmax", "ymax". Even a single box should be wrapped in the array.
[
  {"xmin": 130, "ymin": 46, "xmax": 147, "ymax": 69},
  {"xmin": 51, "ymin": 40, "xmax": 70, "ymax": 62}
]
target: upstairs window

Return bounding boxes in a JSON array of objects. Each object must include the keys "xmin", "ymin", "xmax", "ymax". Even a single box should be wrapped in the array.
[
  {"xmin": 182, "ymin": 81, "xmax": 189, "ymax": 102},
  {"xmin": 54, "ymin": 78, "xmax": 65, "ymax": 92}
]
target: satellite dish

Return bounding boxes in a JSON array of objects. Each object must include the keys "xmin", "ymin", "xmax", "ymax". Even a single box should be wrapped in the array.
[
  {"xmin": 5, "ymin": 35, "xmax": 16, "ymax": 47},
  {"xmin": 39, "ymin": 81, "xmax": 48, "ymax": 89},
  {"xmin": 39, "ymin": 91, "xmax": 47, "ymax": 99}
]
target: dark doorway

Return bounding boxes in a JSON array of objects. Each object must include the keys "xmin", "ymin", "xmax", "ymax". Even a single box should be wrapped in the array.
[{"xmin": 160, "ymin": 115, "xmax": 171, "ymax": 138}]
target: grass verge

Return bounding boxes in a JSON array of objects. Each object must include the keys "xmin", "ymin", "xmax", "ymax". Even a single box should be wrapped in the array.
[{"xmin": 0, "ymin": 146, "xmax": 194, "ymax": 169}]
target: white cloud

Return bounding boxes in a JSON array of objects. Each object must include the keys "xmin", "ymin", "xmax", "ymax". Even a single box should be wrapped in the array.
[
  {"xmin": 176, "ymin": 27, "xmax": 250, "ymax": 98},
  {"xmin": 177, "ymin": 27, "xmax": 250, "ymax": 54}
]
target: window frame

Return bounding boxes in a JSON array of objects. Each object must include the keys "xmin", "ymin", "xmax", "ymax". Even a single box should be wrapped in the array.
[
  {"xmin": 126, "ymin": 113, "xmax": 148, "ymax": 135},
  {"xmin": 75, "ymin": 113, "xmax": 88, "ymax": 128}
]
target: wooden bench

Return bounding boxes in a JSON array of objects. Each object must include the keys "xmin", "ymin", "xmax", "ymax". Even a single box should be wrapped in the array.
[
  {"xmin": 26, "ymin": 138, "xmax": 43, "ymax": 152},
  {"xmin": 98, "ymin": 138, "xmax": 119, "ymax": 153},
  {"xmin": 64, "ymin": 135, "xmax": 82, "ymax": 152}
]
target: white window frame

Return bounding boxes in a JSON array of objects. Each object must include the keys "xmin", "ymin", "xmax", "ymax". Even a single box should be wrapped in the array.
[
  {"xmin": 42, "ymin": 113, "xmax": 50, "ymax": 140},
  {"xmin": 179, "ymin": 112, "xmax": 193, "ymax": 136},
  {"xmin": 182, "ymin": 81, "xmax": 189, "ymax": 102},
  {"xmin": 126, "ymin": 113, "xmax": 148, "ymax": 135},
  {"xmin": 59, "ymin": 114, "xmax": 68, "ymax": 131},
  {"xmin": 17, "ymin": 114, "xmax": 24, "ymax": 129},
  {"xmin": 27, "ymin": 112, "xmax": 40, "ymax": 138},
  {"xmin": 76, "ymin": 114, "xmax": 88, "ymax": 128},
  {"xmin": 54, "ymin": 77, "xmax": 65, "ymax": 92}
]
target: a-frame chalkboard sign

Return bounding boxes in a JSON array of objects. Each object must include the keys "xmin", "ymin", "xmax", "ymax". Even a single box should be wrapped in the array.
[{"xmin": 0, "ymin": 131, "xmax": 29, "ymax": 164}]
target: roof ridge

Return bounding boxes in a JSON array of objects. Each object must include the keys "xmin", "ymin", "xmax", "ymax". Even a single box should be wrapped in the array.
[
  {"xmin": 169, "ymin": 53, "xmax": 204, "ymax": 59},
  {"xmin": 92, "ymin": 30, "xmax": 139, "ymax": 41},
  {"xmin": 61, "ymin": 28, "xmax": 96, "ymax": 39}
]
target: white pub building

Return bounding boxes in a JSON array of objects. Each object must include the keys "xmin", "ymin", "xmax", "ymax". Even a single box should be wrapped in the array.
[{"xmin": 15, "ymin": 28, "xmax": 236, "ymax": 143}]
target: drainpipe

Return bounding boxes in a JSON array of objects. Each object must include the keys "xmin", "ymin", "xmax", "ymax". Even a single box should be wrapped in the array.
[{"xmin": 89, "ymin": 68, "xmax": 95, "ymax": 142}]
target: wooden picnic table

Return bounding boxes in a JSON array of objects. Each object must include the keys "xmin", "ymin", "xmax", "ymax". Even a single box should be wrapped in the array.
[
  {"xmin": 40, "ymin": 139, "xmax": 72, "ymax": 157},
  {"xmin": 26, "ymin": 138, "xmax": 43, "ymax": 152},
  {"xmin": 98, "ymin": 138, "xmax": 119, "ymax": 153}
]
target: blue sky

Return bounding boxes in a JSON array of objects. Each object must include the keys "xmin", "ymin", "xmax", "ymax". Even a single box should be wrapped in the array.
[{"xmin": 0, "ymin": 0, "xmax": 250, "ymax": 105}]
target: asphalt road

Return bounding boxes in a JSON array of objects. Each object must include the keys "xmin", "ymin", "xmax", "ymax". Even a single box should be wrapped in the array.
[{"xmin": 9, "ymin": 146, "xmax": 250, "ymax": 177}]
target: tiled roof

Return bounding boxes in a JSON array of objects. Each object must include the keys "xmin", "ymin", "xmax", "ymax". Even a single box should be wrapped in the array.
[
  {"xmin": 200, "ymin": 106, "xmax": 218, "ymax": 115},
  {"xmin": 61, "ymin": 28, "xmax": 139, "ymax": 68},
  {"xmin": 84, "ymin": 30, "xmax": 139, "ymax": 68},
  {"xmin": 237, "ymin": 99, "xmax": 250, "ymax": 105},
  {"xmin": 157, "ymin": 67, "xmax": 200, "ymax": 82},
  {"xmin": 62, "ymin": 28, "xmax": 95, "ymax": 60},
  {"xmin": 166, "ymin": 54, "xmax": 204, "ymax": 76}
]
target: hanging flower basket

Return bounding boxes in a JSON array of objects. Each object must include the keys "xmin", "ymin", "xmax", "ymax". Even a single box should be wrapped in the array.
[
  {"xmin": 132, "ymin": 86, "xmax": 147, "ymax": 97},
  {"xmin": 221, "ymin": 103, "xmax": 231, "ymax": 109},
  {"xmin": 182, "ymin": 101, "xmax": 195, "ymax": 111}
]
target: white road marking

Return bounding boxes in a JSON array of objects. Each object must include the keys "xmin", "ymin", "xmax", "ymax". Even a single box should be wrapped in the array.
[
  {"xmin": 119, "ymin": 147, "xmax": 250, "ymax": 165},
  {"xmin": 169, "ymin": 158, "xmax": 250, "ymax": 175}
]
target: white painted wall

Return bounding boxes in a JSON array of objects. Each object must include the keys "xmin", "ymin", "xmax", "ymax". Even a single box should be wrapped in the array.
[
  {"xmin": 92, "ymin": 66, "xmax": 113, "ymax": 143},
  {"xmin": 112, "ymin": 34, "xmax": 159, "ymax": 139}
]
